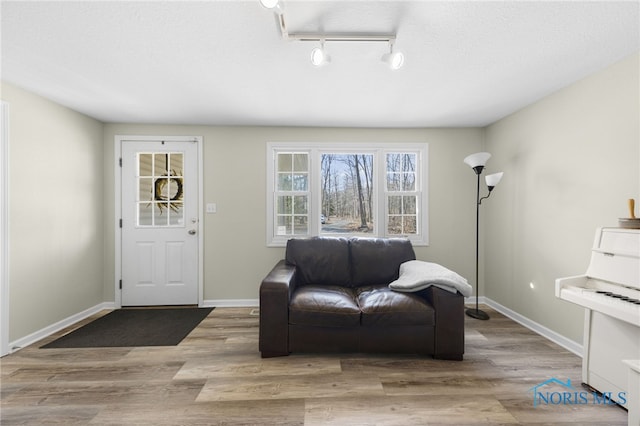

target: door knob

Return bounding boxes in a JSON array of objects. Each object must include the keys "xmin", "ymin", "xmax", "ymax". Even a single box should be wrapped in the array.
[{"xmin": 188, "ymin": 229, "xmax": 196, "ymax": 235}]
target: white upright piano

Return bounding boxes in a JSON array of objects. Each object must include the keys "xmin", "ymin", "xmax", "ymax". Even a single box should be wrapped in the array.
[{"xmin": 556, "ymin": 227, "xmax": 640, "ymax": 407}]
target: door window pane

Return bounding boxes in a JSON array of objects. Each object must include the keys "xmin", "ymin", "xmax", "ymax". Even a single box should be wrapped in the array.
[
  {"xmin": 154, "ymin": 153, "xmax": 167, "ymax": 176},
  {"xmin": 139, "ymin": 154, "xmax": 153, "ymax": 176},
  {"xmin": 139, "ymin": 178, "xmax": 153, "ymax": 201},
  {"xmin": 169, "ymin": 202, "xmax": 184, "ymax": 226},
  {"xmin": 139, "ymin": 203, "xmax": 153, "ymax": 226},
  {"xmin": 170, "ymin": 154, "xmax": 183, "ymax": 174},
  {"xmin": 136, "ymin": 152, "xmax": 184, "ymax": 227}
]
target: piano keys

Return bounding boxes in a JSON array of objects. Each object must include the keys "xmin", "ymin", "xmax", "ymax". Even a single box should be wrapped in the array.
[
  {"xmin": 558, "ymin": 277, "xmax": 640, "ymax": 327},
  {"xmin": 556, "ymin": 227, "xmax": 640, "ymax": 407}
]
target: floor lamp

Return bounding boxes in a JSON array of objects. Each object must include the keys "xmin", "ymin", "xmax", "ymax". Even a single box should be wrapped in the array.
[{"xmin": 463, "ymin": 152, "xmax": 503, "ymax": 320}]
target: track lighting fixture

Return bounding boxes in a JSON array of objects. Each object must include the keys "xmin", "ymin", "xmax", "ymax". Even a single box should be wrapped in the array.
[
  {"xmin": 260, "ymin": 0, "xmax": 403, "ymax": 69},
  {"xmin": 381, "ymin": 41, "xmax": 405, "ymax": 70},
  {"xmin": 310, "ymin": 40, "xmax": 331, "ymax": 67}
]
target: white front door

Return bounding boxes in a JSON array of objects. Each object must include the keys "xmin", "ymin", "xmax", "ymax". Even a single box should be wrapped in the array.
[{"xmin": 121, "ymin": 139, "xmax": 199, "ymax": 306}]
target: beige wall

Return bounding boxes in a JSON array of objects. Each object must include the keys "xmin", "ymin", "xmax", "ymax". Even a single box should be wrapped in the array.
[
  {"xmin": 103, "ymin": 125, "xmax": 483, "ymax": 303},
  {"xmin": 1, "ymin": 82, "xmax": 105, "ymax": 341},
  {"xmin": 484, "ymin": 53, "xmax": 640, "ymax": 343}
]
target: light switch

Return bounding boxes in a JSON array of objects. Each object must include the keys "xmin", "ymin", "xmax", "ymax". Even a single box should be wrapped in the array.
[{"xmin": 206, "ymin": 203, "xmax": 217, "ymax": 214}]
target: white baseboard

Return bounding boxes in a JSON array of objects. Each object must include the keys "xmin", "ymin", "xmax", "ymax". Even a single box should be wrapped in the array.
[
  {"xmin": 8, "ymin": 302, "xmax": 115, "ymax": 354},
  {"xmin": 202, "ymin": 299, "xmax": 259, "ymax": 308},
  {"xmin": 471, "ymin": 297, "xmax": 583, "ymax": 357}
]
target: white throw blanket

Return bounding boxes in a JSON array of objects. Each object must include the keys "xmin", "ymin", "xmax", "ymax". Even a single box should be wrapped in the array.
[{"xmin": 388, "ymin": 260, "xmax": 473, "ymax": 297}]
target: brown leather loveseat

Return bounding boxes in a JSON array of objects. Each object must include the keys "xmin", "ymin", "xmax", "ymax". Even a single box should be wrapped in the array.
[{"xmin": 259, "ymin": 236, "xmax": 465, "ymax": 360}]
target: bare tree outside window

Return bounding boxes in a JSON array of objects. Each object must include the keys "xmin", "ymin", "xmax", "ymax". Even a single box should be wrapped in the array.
[{"xmin": 320, "ymin": 153, "xmax": 374, "ymax": 235}]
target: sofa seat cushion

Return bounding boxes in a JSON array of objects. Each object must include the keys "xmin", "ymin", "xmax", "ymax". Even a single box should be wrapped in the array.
[
  {"xmin": 290, "ymin": 285, "xmax": 361, "ymax": 327},
  {"xmin": 357, "ymin": 285, "xmax": 435, "ymax": 327}
]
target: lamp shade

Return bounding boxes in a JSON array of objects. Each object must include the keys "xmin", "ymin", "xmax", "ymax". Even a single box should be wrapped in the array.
[
  {"xmin": 463, "ymin": 152, "xmax": 491, "ymax": 169},
  {"xmin": 485, "ymin": 172, "xmax": 504, "ymax": 188}
]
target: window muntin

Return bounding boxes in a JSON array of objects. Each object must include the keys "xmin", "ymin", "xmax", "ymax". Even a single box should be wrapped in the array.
[
  {"xmin": 136, "ymin": 152, "xmax": 184, "ymax": 227},
  {"xmin": 386, "ymin": 153, "xmax": 416, "ymax": 191},
  {"xmin": 267, "ymin": 143, "xmax": 428, "ymax": 246},
  {"xmin": 275, "ymin": 152, "xmax": 309, "ymax": 236},
  {"xmin": 386, "ymin": 153, "xmax": 418, "ymax": 235}
]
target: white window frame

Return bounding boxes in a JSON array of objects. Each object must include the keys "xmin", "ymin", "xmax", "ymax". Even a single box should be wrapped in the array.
[
  {"xmin": 273, "ymin": 150, "xmax": 311, "ymax": 237},
  {"xmin": 266, "ymin": 142, "xmax": 429, "ymax": 247}
]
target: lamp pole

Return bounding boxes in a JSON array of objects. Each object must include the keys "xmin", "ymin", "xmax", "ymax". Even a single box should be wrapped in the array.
[{"xmin": 466, "ymin": 169, "xmax": 490, "ymax": 320}]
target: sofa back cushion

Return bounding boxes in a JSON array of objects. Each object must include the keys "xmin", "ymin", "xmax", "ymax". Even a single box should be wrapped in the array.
[
  {"xmin": 285, "ymin": 237, "xmax": 351, "ymax": 286},
  {"xmin": 350, "ymin": 237, "xmax": 415, "ymax": 286}
]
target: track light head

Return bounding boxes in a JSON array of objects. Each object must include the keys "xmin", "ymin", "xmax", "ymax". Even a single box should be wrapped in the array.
[
  {"xmin": 382, "ymin": 51, "xmax": 404, "ymax": 70},
  {"xmin": 259, "ymin": 0, "xmax": 284, "ymax": 15},
  {"xmin": 381, "ymin": 41, "xmax": 404, "ymax": 70},
  {"xmin": 310, "ymin": 41, "xmax": 331, "ymax": 67}
]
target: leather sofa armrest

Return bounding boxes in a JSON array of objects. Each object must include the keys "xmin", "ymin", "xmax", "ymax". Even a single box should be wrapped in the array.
[
  {"xmin": 259, "ymin": 259, "xmax": 297, "ymax": 358},
  {"xmin": 423, "ymin": 286, "xmax": 465, "ymax": 360}
]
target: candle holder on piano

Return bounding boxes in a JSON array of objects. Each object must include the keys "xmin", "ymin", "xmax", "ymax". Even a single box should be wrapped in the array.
[{"xmin": 463, "ymin": 152, "xmax": 503, "ymax": 320}]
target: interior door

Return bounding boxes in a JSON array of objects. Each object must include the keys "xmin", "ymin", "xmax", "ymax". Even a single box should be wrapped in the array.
[{"xmin": 121, "ymin": 140, "xmax": 199, "ymax": 306}]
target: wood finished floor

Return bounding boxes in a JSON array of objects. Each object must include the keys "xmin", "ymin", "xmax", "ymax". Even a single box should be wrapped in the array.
[{"xmin": 0, "ymin": 306, "xmax": 628, "ymax": 425}]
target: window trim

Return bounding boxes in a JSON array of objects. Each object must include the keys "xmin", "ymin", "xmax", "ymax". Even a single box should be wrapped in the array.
[
  {"xmin": 274, "ymin": 150, "xmax": 311, "ymax": 237},
  {"xmin": 266, "ymin": 142, "xmax": 429, "ymax": 247},
  {"xmin": 384, "ymin": 151, "xmax": 421, "ymax": 236}
]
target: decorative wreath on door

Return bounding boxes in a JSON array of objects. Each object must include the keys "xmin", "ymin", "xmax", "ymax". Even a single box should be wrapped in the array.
[{"xmin": 153, "ymin": 169, "xmax": 183, "ymax": 214}]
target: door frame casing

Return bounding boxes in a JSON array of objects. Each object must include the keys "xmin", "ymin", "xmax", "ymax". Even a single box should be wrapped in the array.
[{"xmin": 114, "ymin": 135, "xmax": 204, "ymax": 308}]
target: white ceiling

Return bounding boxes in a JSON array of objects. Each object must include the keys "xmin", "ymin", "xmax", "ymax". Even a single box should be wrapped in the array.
[{"xmin": 1, "ymin": 1, "xmax": 638, "ymax": 128}]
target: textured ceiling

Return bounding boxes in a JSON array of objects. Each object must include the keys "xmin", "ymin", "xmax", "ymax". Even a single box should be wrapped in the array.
[{"xmin": 1, "ymin": 1, "xmax": 638, "ymax": 128}]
